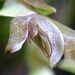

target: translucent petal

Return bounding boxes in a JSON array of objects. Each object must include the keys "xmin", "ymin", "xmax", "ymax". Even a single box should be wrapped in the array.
[
  {"xmin": 0, "ymin": 0, "xmax": 35, "ymax": 17},
  {"xmin": 23, "ymin": 0, "xmax": 56, "ymax": 15},
  {"xmin": 6, "ymin": 16, "xmax": 28, "ymax": 53},
  {"xmin": 6, "ymin": 14, "xmax": 64, "ymax": 67},
  {"xmin": 31, "ymin": 14, "xmax": 64, "ymax": 67},
  {"xmin": 50, "ymin": 18, "xmax": 75, "ymax": 52}
]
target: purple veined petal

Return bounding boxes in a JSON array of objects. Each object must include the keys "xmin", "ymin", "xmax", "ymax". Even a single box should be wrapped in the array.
[
  {"xmin": 31, "ymin": 14, "xmax": 64, "ymax": 67},
  {"xmin": 26, "ymin": 16, "xmax": 51, "ymax": 57},
  {"xmin": 5, "ymin": 16, "xmax": 28, "ymax": 53},
  {"xmin": 5, "ymin": 15, "xmax": 38, "ymax": 54},
  {"xmin": 5, "ymin": 14, "xmax": 64, "ymax": 67}
]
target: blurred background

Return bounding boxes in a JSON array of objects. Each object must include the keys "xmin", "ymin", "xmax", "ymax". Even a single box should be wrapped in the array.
[{"xmin": 0, "ymin": 0, "xmax": 75, "ymax": 75}]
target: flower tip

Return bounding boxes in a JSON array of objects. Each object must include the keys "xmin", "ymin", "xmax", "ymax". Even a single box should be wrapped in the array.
[{"xmin": 5, "ymin": 47, "xmax": 12, "ymax": 54}]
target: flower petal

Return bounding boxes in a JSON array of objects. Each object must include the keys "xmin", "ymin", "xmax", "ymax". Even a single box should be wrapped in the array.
[
  {"xmin": 31, "ymin": 14, "xmax": 64, "ymax": 67},
  {"xmin": 5, "ymin": 14, "xmax": 64, "ymax": 67},
  {"xmin": 0, "ymin": 0, "xmax": 35, "ymax": 17},
  {"xmin": 50, "ymin": 18, "xmax": 75, "ymax": 52},
  {"xmin": 23, "ymin": 0, "xmax": 56, "ymax": 15},
  {"xmin": 6, "ymin": 16, "xmax": 28, "ymax": 53}
]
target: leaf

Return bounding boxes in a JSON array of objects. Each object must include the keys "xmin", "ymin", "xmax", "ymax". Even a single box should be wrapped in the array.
[
  {"xmin": 23, "ymin": 0, "xmax": 56, "ymax": 15},
  {"xmin": 0, "ymin": 0, "xmax": 35, "ymax": 17}
]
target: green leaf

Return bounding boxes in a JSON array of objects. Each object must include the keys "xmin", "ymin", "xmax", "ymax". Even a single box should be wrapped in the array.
[{"xmin": 23, "ymin": 0, "xmax": 56, "ymax": 15}]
